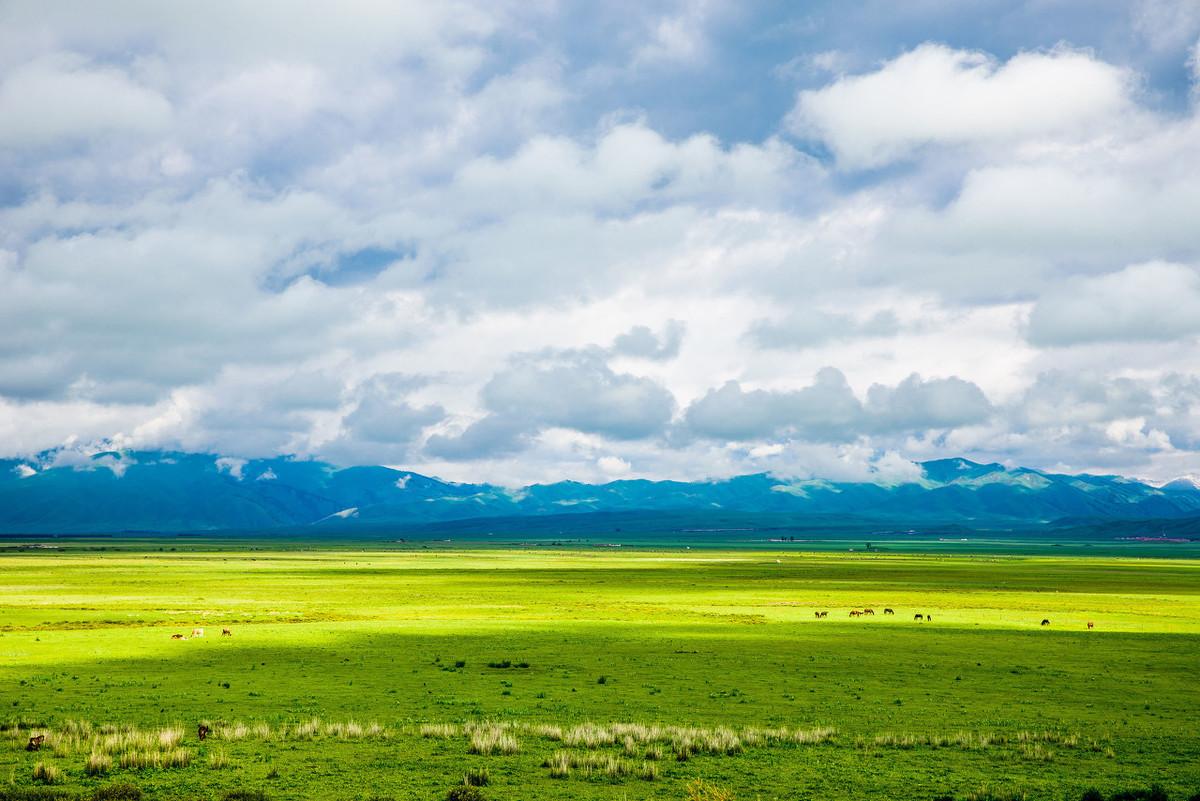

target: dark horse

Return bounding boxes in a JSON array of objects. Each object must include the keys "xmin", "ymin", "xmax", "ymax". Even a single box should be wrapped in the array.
[
  {"xmin": 198, "ymin": 724, "xmax": 211, "ymax": 741},
  {"xmin": 1041, "ymin": 619, "xmax": 1050, "ymax": 626},
  {"xmin": 883, "ymin": 608, "xmax": 894, "ymax": 615},
  {"xmin": 914, "ymin": 613, "xmax": 924, "ymax": 621},
  {"xmin": 26, "ymin": 734, "xmax": 44, "ymax": 751}
]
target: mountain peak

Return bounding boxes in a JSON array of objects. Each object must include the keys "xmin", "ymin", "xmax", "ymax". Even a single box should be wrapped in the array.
[
  {"xmin": 1161, "ymin": 476, "xmax": 1200, "ymax": 493},
  {"xmin": 2, "ymin": 449, "xmax": 1198, "ymax": 534}
]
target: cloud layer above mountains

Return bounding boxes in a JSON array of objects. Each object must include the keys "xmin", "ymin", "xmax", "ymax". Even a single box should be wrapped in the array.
[{"xmin": 2, "ymin": 0, "xmax": 1200, "ymax": 484}]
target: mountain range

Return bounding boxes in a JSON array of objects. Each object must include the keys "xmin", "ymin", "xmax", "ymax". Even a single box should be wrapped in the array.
[{"xmin": 1, "ymin": 450, "xmax": 1199, "ymax": 536}]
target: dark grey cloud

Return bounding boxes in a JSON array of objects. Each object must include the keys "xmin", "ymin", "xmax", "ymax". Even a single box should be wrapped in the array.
[{"xmin": 424, "ymin": 414, "xmax": 534, "ymax": 461}]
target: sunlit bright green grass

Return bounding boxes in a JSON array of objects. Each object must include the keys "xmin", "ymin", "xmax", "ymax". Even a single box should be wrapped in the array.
[{"xmin": 1, "ymin": 544, "xmax": 1198, "ymax": 800}]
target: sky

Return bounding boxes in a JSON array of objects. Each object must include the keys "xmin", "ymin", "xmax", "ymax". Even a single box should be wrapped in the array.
[{"xmin": 2, "ymin": 0, "xmax": 1200, "ymax": 486}]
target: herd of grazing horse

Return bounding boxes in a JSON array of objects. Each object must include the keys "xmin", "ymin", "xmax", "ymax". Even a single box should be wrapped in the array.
[
  {"xmin": 170, "ymin": 627, "xmax": 233, "ymax": 641},
  {"xmin": 813, "ymin": 609, "xmax": 1096, "ymax": 629},
  {"xmin": 19, "ymin": 608, "xmax": 1102, "ymax": 754}
]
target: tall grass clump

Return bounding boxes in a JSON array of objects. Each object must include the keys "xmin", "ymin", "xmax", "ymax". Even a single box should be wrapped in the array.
[
  {"xmin": 32, "ymin": 761, "xmax": 63, "ymax": 784},
  {"xmin": 165, "ymin": 748, "xmax": 192, "ymax": 768},
  {"xmin": 468, "ymin": 725, "xmax": 519, "ymax": 756},
  {"xmin": 208, "ymin": 749, "xmax": 232, "ymax": 769},
  {"xmin": 292, "ymin": 718, "xmax": 322, "ymax": 739},
  {"xmin": 156, "ymin": 728, "xmax": 183, "ymax": 749},
  {"xmin": 964, "ymin": 787, "xmax": 1028, "ymax": 801},
  {"xmin": 1020, "ymin": 743, "xmax": 1055, "ymax": 762},
  {"xmin": 85, "ymin": 751, "xmax": 112, "ymax": 776},
  {"xmin": 539, "ymin": 751, "xmax": 656, "ymax": 782},
  {"xmin": 529, "ymin": 723, "xmax": 563, "ymax": 740},
  {"xmin": 685, "ymin": 779, "xmax": 736, "ymax": 801},
  {"xmin": 787, "ymin": 726, "xmax": 837, "ymax": 745},
  {"xmin": 544, "ymin": 751, "xmax": 572, "ymax": 779},
  {"xmin": 445, "ymin": 787, "xmax": 485, "ymax": 801},
  {"xmin": 463, "ymin": 767, "xmax": 490, "ymax": 787},
  {"xmin": 119, "ymin": 751, "xmax": 161, "ymax": 770},
  {"xmin": 420, "ymin": 723, "xmax": 459, "ymax": 739},
  {"xmin": 562, "ymin": 723, "xmax": 615, "ymax": 748}
]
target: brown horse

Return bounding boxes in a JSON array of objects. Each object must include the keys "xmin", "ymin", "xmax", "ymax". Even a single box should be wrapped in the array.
[
  {"xmin": 26, "ymin": 734, "xmax": 44, "ymax": 752},
  {"xmin": 863, "ymin": 608, "xmax": 875, "ymax": 615},
  {"xmin": 883, "ymin": 608, "xmax": 894, "ymax": 615},
  {"xmin": 849, "ymin": 610, "xmax": 862, "ymax": 617},
  {"xmin": 1087, "ymin": 621, "xmax": 1095, "ymax": 630},
  {"xmin": 198, "ymin": 724, "xmax": 210, "ymax": 741},
  {"xmin": 171, "ymin": 633, "xmax": 185, "ymax": 640},
  {"xmin": 222, "ymin": 628, "xmax": 232, "ymax": 636}
]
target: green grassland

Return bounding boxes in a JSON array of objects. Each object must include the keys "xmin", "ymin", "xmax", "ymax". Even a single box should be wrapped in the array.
[{"xmin": 1, "ymin": 543, "xmax": 1198, "ymax": 801}]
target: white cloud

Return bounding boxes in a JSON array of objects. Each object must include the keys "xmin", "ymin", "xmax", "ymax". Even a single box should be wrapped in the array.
[
  {"xmin": 1027, "ymin": 262, "xmax": 1200, "ymax": 345},
  {"xmin": 683, "ymin": 368, "xmax": 862, "ymax": 442},
  {"xmin": 597, "ymin": 455, "xmax": 632, "ymax": 476},
  {"xmin": 788, "ymin": 43, "xmax": 1136, "ymax": 169},
  {"xmin": 682, "ymin": 369, "xmax": 992, "ymax": 442},
  {"xmin": 480, "ymin": 350, "xmax": 676, "ymax": 441},
  {"xmin": 611, "ymin": 321, "xmax": 686, "ymax": 360},
  {"xmin": 0, "ymin": 53, "xmax": 171, "ymax": 148},
  {"xmin": 215, "ymin": 456, "xmax": 247, "ymax": 480},
  {"xmin": 1, "ymin": 11, "xmax": 1199, "ymax": 485},
  {"xmin": 321, "ymin": 374, "xmax": 444, "ymax": 464},
  {"xmin": 747, "ymin": 309, "xmax": 898, "ymax": 350}
]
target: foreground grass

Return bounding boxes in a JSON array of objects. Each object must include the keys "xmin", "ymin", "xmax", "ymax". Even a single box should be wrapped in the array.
[{"xmin": 0, "ymin": 545, "xmax": 1198, "ymax": 800}]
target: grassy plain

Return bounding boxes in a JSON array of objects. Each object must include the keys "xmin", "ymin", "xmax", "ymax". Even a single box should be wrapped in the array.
[{"xmin": 1, "ymin": 542, "xmax": 1198, "ymax": 801}]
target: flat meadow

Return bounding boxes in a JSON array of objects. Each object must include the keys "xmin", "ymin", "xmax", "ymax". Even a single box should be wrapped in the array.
[{"xmin": 0, "ymin": 541, "xmax": 1198, "ymax": 801}]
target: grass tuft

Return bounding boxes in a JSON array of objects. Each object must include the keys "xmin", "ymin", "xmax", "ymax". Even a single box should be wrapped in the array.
[
  {"xmin": 463, "ymin": 767, "xmax": 490, "ymax": 787},
  {"xmin": 685, "ymin": 779, "xmax": 736, "ymax": 801},
  {"xmin": 85, "ymin": 752, "xmax": 112, "ymax": 776},
  {"xmin": 466, "ymin": 723, "xmax": 519, "ymax": 756},
  {"xmin": 32, "ymin": 761, "xmax": 63, "ymax": 785}
]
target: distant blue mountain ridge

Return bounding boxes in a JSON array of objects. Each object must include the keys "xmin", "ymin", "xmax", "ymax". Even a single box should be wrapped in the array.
[{"xmin": 1, "ymin": 450, "xmax": 1198, "ymax": 534}]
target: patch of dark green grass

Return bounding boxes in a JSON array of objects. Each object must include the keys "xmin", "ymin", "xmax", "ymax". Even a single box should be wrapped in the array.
[
  {"xmin": 221, "ymin": 791, "xmax": 269, "ymax": 801},
  {"xmin": 463, "ymin": 766, "xmax": 490, "ymax": 787},
  {"xmin": 90, "ymin": 786, "xmax": 141, "ymax": 801}
]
